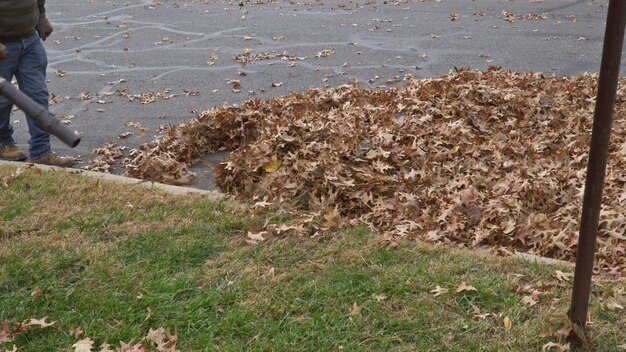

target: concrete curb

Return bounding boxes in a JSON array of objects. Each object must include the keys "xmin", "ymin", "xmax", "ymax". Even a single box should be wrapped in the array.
[
  {"xmin": 511, "ymin": 250, "xmax": 575, "ymax": 268},
  {"xmin": 0, "ymin": 160, "xmax": 225, "ymax": 199},
  {"xmin": 476, "ymin": 246, "xmax": 575, "ymax": 269}
]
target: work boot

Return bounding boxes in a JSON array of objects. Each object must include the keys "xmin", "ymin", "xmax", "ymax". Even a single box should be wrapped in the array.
[
  {"xmin": 0, "ymin": 144, "xmax": 27, "ymax": 161},
  {"xmin": 30, "ymin": 151, "xmax": 76, "ymax": 167}
]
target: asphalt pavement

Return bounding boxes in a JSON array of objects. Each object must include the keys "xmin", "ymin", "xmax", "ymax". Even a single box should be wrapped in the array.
[{"xmin": 6, "ymin": 0, "xmax": 615, "ymax": 189}]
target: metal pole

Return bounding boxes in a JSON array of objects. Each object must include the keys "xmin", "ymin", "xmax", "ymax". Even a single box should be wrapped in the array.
[{"xmin": 568, "ymin": 0, "xmax": 626, "ymax": 341}]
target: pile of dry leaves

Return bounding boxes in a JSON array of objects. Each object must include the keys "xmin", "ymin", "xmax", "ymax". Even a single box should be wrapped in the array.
[{"xmin": 123, "ymin": 67, "xmax": 626, "ymax": 276}]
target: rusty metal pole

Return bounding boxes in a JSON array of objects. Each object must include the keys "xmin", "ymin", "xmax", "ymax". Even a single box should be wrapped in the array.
[{"xmin": 568, "ymin": 0, "xmax": 626, "ymax": 342}]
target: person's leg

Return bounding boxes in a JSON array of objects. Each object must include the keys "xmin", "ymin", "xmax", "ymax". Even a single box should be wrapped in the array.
[
  {"xmin": 0, "ymin": 41, "xmax": 20, "ymax": 147},
  {"xmin": 14, "ymin": 34, "xmax": 51, "ymax": 159},
  {"xmin": 0, "ymin": 40, "xmax": 28, "ymax": 160}
]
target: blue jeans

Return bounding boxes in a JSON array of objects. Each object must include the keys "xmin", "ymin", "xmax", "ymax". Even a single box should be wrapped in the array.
[{"xmin": 0, "ymin": 33, "xmax": 51, "ymax": 159}]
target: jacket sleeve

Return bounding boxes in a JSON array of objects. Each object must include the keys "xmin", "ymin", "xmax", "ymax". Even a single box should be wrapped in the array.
[{"xmin": 38, "ymin": 0, "xmax": 46, "ymax": 14}]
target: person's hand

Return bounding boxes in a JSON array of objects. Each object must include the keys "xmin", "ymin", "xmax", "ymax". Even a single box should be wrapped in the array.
[
  {"xmin": 36, "ymin": 14, "xmax": 53, "ymax": 41},
  {"xmin": 0, "ymin": 43, "xmax": 7, "ymax": 60}
]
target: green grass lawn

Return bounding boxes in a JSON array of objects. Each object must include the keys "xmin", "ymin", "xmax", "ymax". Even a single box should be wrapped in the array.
[{"xmin": 0, "ymin": 165, "xmax": 624, "ymax": 351}]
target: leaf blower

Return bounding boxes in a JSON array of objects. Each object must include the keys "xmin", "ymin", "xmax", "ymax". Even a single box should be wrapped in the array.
[{"xmin": 0, "ymin": 76, "xmax": 80, "ymax": 148}]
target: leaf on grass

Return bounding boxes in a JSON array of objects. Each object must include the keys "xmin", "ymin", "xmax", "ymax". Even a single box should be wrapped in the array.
[
  {"xmin": 24, "ymin": 317, "xmax": 55, "ymax": 328},
  {"xmin": 99, "ymin": 343, "xmax": 116, "ymax": 352},
  {"xmin": 145, "ymin": 327, "xmax": 178, "ymax": 352},
  {"xmin": 503, "ymin": 316, "xmax": 512, "ymax": 330},
  {"xmin": 553, "ymin": 323, "xmax": 572, "ymax": 340},
  {"xmin": 607, "ymin": 303, "xmax": 624, "ymax": 311},
  {"xmin": 247, "ymin": 231, "xmax": 266, "ymax": 243},
  {"xmin": 542, "ymin": 342, "xmax": 571, "ymax": 352},
  {"xmin": 521, "ymin": 295, "xmax": 539, "ymax": 307},
  {"xmin": 0, "ymin": 318, "xmax": 56, "ymax": 345},
  {"xmin": 69, "ymin": 326, "xmax": 83, "ymax": 337},
  {"xmin": 253, "ymin": 200, "xmax": 273, "ymax": 208},
  {"xmin": 472, "ymin": 306, "xmax": 490, "ymax": 320},
  {"xmin": 456, "ymin": 282, "xmax": 477, "ymax": 293},
  {"xmin": 144, "ymin": 306, "xmax": 153, "ymax": 322},
  {"xmin": 515, "ymin": 284, "xmax": 532, "ymax": 294},
  {"xmin": 114, "ymin": 340, "xmax": 147, "ymax": 352},
  {"xmin": 0, "ymin": 322, "xmax": 11, "ymax": 343},
  {"xmin": 349, "ymin": 302, "xmax": 361, "ymax": 317},
  {"xmin": 372, "ymin": 294, "xmax": 388, "ymax": 302},
  {"xmin": 274, "ymin": 224, "xmax": 306, "ymax": 236},
  {"xmin": 430, "ymin": 285, "xmax": 448, "ymax": 297},
  {"xmin": 266, "ymin": 267, "xmax": 275, "ymax": 277},
  {"xmin": 554, "ymin": 270, "xmax": 573, "ymax": 282},
  {"xmin": 1, "ymin": 167, "xmax": 23, "ymax": 187},
  {"xmin": 72, "ymin": 337, "xmax": 94, "ymax": 352}
]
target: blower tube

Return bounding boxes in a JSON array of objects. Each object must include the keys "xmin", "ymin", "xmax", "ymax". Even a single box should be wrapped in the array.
[{"xmin": 0, "ymin": 77, "xmax": 80, "ymax": 148}]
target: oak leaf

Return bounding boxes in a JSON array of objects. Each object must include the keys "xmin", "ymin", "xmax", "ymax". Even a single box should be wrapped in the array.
[
  {"xmin": 0, "ymin": 322, "xmax": 10, "ymax": 343},
  {"xmin": 503, "ymin": 316, "xmax": 512, "ymax": 330},
  {"xmin": 542, "ymin": 342, "xmax": 570, "ymax": 351},
  {"xmin": 430, "ymin": 285, "xmax": 448, "ymax": 297},
  {"xmin": 349, "ymin": 302, "xmax": 361, "ymax": 317},
  {"xmin": 456, "ymin": 282, "xmax": 477, "ymax": 293},
  {"xmin": 72, "ymin": 337, "xmax": 94, "ymax": 352},
  {"xmin": 24, "ymin": 317, "xmax": 55, "ymax": 328},
  {"xmin": 262, "ymin": 156, "xmax": 282, "ymax": 173}
]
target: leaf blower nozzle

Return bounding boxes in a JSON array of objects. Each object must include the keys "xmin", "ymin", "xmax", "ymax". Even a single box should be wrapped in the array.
[{"xmin": 0, "ymin": 77, "xmax": 80, "ymax": 148}]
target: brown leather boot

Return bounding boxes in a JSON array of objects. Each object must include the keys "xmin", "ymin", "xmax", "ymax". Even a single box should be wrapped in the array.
[
  {"xmin": 30, "ymin": 151, "xmax": 76, "ymax": 167},
  {"xmin": 0, "ymin": 144, "xmax": 27, "ymax": 161}
]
